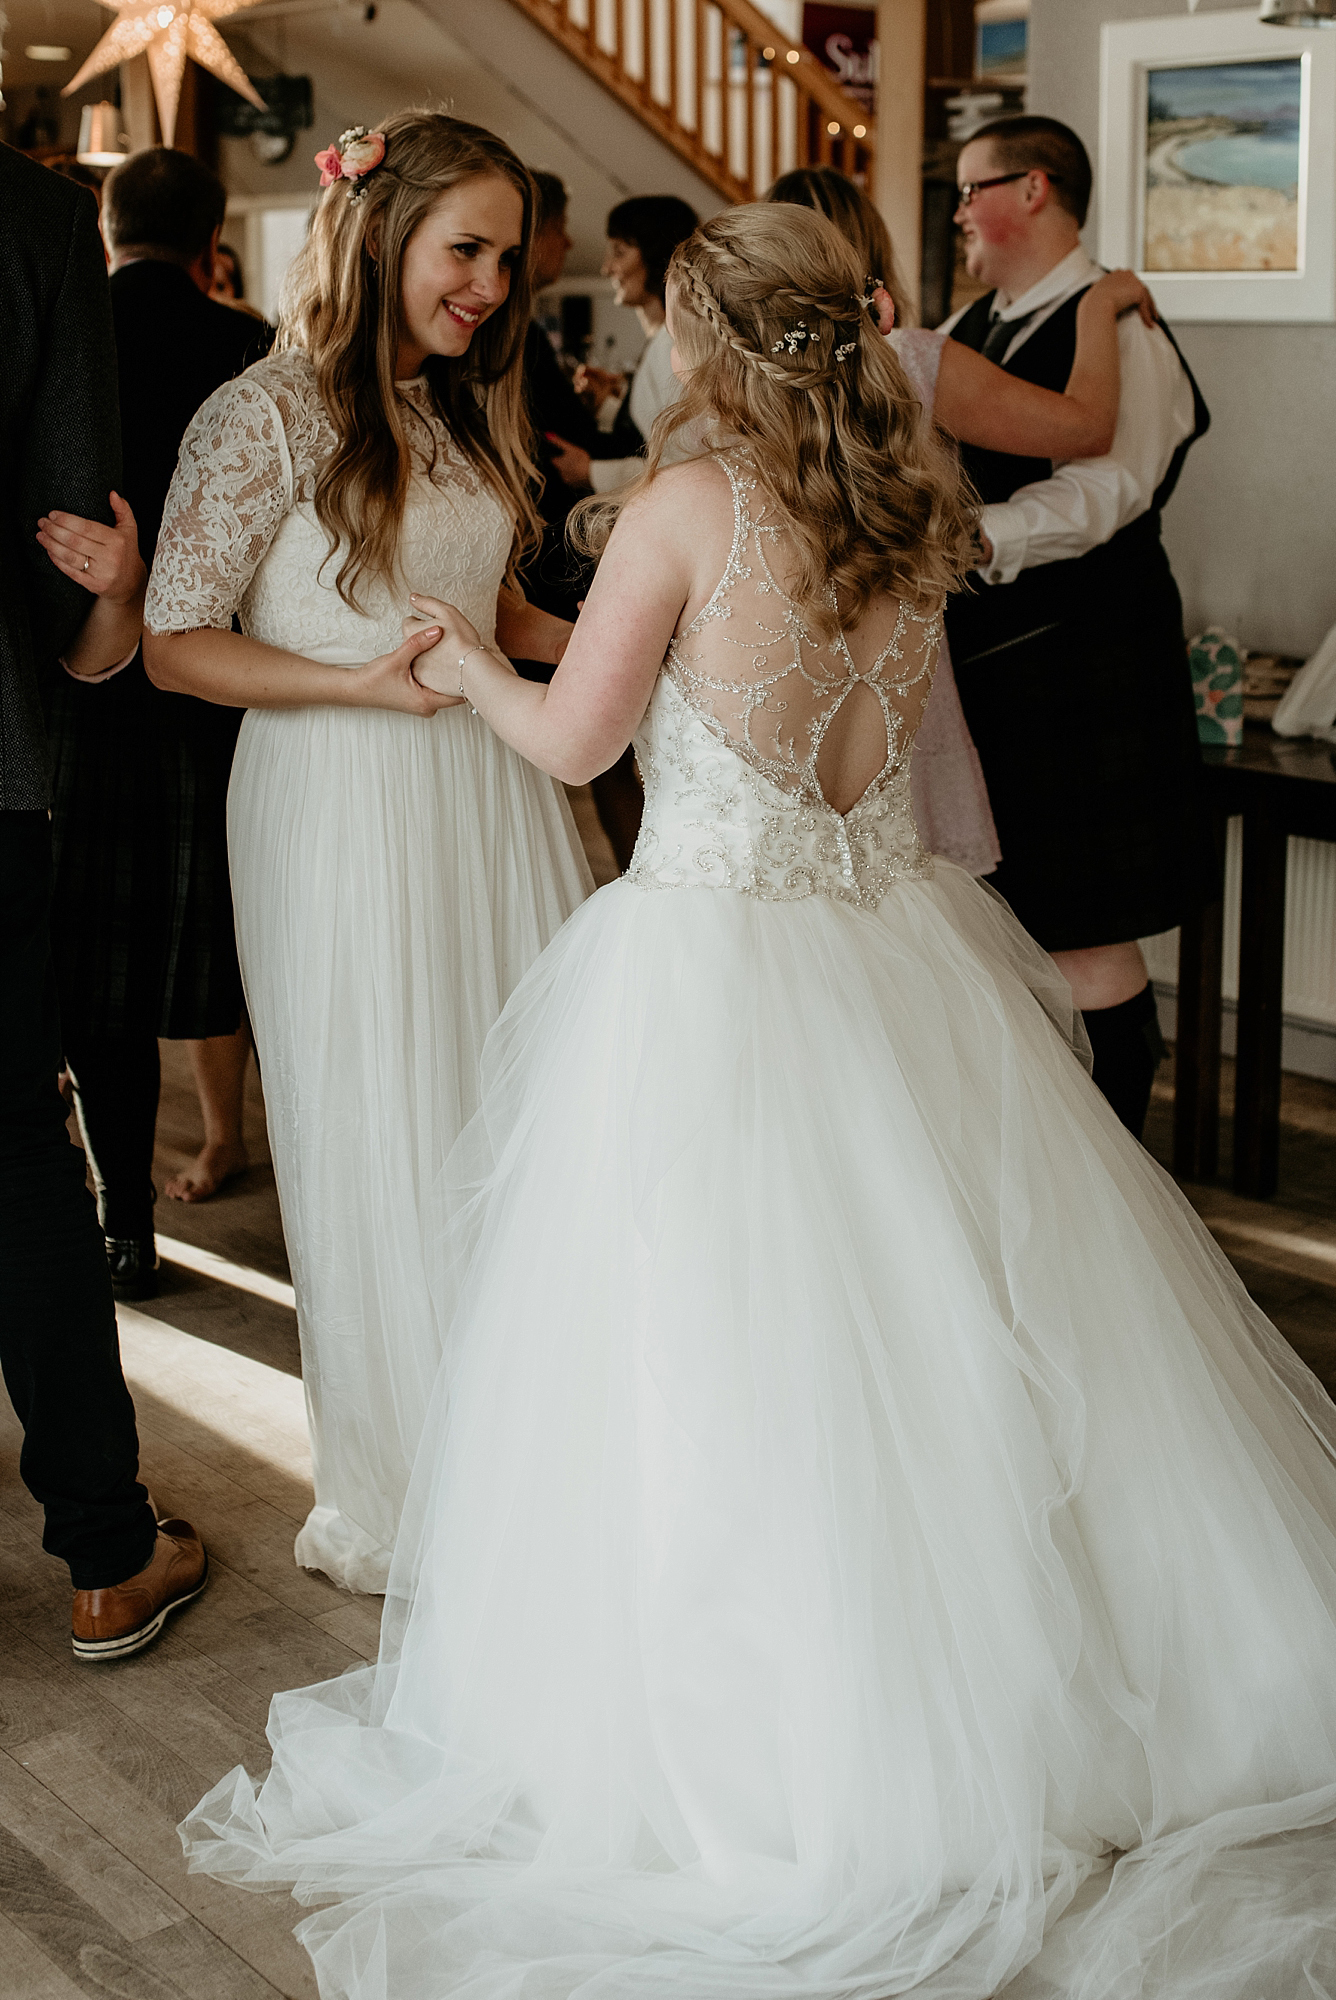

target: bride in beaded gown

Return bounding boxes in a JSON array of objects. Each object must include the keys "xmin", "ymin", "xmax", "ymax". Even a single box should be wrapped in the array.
[{"xmin": 182, "ymin": 206, "xmax": 1336, "ymax": 1999}]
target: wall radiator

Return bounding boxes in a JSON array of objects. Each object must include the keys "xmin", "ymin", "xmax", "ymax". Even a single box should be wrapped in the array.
[{"xmin": 1143, "ymin": 820, "xmax": 1336, "ymax": 1080}]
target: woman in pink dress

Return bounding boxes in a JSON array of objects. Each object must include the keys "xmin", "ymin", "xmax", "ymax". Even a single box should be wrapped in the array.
[{"xmin": 768, "ymin": 169, "xmax": 1151, "ymax": 881}]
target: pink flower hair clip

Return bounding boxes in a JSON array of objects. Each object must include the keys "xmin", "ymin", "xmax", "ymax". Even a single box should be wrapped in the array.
[{"xmin": 314, "ymin": 126, "xmax": 387, "ymax": 202}]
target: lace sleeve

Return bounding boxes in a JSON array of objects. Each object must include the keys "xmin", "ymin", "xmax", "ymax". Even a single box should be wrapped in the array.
[
  {"xmin": 886, "ymin": 328, "xmax": 946, "ymax": 421},
  {"xmin": 144, "ymin": 376, "xmax": 293, "ymax": 635}
]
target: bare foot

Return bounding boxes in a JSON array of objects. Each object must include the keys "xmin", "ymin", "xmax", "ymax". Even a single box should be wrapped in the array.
[{"xmin": 164, "ymin": 1139, "xmax": 250, "ymax": 1203}]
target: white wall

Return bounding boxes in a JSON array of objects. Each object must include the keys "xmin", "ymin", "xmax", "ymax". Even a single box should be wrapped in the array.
[{"xmin": 1030, "ymin": 0, "xmax": 1336, "ymax": 658}]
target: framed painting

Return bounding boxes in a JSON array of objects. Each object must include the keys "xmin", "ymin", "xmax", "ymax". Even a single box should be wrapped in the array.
[{"xmin": 1099, "ymin": 9, "xmax": 1336, "ymax": 322}]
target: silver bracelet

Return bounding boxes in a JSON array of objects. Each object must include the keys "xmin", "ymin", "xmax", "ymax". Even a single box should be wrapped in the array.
[{"xmin": 457, "ymin": 644, "xmax": 489, "ymax": 711}]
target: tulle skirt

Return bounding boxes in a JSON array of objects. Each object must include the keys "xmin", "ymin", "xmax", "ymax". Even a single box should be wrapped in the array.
[
  {"xmin": 227, "ymin": 702, "xmax": 592, "ymax": 1592},
  {"xmin": 185, "ymin": 862, "xmax": 1336, "ymax": 1994}
]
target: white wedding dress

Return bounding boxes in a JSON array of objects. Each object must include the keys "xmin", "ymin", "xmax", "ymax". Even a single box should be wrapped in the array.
[
  {"xmin": 146, "ymin": 352, "xmax": 592, "ymax": 1592},
  {"xmin": 182, "ymin": 454, "xmax": 1336, "ymax": 1996}
]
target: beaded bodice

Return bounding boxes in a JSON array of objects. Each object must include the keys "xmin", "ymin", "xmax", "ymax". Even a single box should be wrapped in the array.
[{"xmin": 628, "ymin": 455, "xmax": 940, "ymax": 909}]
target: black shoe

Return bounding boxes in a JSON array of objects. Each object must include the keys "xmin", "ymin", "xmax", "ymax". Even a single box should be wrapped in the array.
[{"xmin": 106, "ymin": 1235, "xmax": 159, "ymax": 1301}]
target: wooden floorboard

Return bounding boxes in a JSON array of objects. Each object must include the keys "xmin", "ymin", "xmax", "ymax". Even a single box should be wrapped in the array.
[{"xmin": 2, "ymin": 793, "xmax": 1332, "ymax": 1993}]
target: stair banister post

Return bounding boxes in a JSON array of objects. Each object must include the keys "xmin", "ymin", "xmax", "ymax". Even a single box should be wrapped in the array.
[{"xmin": 873, "ymin": 0, "xmax": 924, "ymax": 313}]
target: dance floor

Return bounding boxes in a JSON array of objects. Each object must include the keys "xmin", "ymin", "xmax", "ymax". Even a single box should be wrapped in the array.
[{"xmin": 1, "ymin": 793, "xmax": 1333, "ymax": 1999}]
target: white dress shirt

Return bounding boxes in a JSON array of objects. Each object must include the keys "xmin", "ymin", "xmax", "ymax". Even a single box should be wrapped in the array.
[
  {"xmin": 941, "ymin": 247, "xmax": 1197, "ymax": 586},
  {"xmin": 589, "ymin": 323, "xmax": 682, "ymax": 494}
]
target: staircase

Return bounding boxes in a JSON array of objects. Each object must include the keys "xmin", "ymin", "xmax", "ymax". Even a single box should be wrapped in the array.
[{"xmin": 504, "ymin": 0, "xmax": 877, "ymax": 204}]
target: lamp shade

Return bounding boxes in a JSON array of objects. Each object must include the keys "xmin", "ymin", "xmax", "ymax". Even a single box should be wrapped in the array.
[
  {"xmin": 1259, "ymin": 0, "xmax": 1336, "ymax": 23},
  {"xmin": 76, "ymin": 101, "xmax": 128, "ymax": 166}
]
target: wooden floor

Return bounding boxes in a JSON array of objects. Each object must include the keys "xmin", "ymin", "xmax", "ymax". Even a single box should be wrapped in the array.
[{"xmin": 3, "ymin": 795, "xmax": 1334, "ymax": 1996}]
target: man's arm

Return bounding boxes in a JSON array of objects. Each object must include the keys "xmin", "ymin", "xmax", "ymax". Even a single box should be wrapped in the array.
[
  {"xmin": 19, "ymin": 188, "xmax": 123, "ymax": 662},
  {"xmin": 976, "ymin": 316, "xmax": 1196, "ymax": 586}
]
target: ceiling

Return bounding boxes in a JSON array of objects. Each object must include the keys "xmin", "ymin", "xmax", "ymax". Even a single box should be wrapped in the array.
[{"xmin": 2, "ymin": 0, "xmax": 114, "ymax": 91}]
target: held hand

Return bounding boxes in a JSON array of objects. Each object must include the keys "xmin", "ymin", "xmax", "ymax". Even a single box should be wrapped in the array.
[
  {"xmin": 352, "ymin": 625, "xmax": 464, "ymax": 715},
  {"xmin": 37, "ymin": 492, "xmax": 147, "ymax": 603},
  {"xmin": 545, "ymin": 434, "xmax": 593, "ymax": 489},
  {"xmin": 1084, "ymin": 268, "xmax": 1157, "ymax": 329},
  {"xmin": 406, "ymin": 593, "xmax": 491, "ymax": 700},
  {"xmin": 573, "ymin": 363, "xmax": 625, "ymax": 413}
]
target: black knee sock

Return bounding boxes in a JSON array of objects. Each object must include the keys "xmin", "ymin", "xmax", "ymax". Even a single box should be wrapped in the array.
[{"xmin": 1081, "ymin": 984, "xmax": 1166, "ymax": 1141}]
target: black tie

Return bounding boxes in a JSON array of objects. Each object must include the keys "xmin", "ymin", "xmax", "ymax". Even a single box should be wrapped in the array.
[{"xmin": 981, "ymin": 307, "xmax": 1036, "ymax": 364}]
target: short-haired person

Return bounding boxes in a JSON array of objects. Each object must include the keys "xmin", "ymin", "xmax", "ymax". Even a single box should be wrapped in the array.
[
  {"xmin": 546, "ymin": 193, "xmax": 698, "ymax": 495},
  {"xmin": 43, "ymin": 149, "xmax": 272, "ymax": 1301},
  {"xmin": 943, "ymin": 115, "xmax": 1210, "ymax": 1139},
  {"xmin": 519, "ymin": 171, "xmax": 643, "ymax": 869},
  {"xmin": 518, "ymin": 170, "xmax": 600, "ymax": 626},
  {"xmin": 1, "ymin": 138, "xmax": 206, "ymax": 1661}
]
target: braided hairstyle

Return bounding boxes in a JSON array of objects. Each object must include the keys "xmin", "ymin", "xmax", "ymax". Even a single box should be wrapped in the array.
[
  {"xmin": 614, "ymin": 203, "xmax": 973, "ymax": 637},
  {"xmin": 673, "ymin": 242, "xmax": 869, "ymax": 393}
]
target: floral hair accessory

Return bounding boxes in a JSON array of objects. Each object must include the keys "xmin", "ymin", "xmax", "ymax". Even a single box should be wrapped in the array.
[
  {"xmin": 771, "ymin": 320, "xmax": 813, "ymax": 356},
  {"xmin": 315, "ymin": 126, "xmax": 387, "ymax": 201}
]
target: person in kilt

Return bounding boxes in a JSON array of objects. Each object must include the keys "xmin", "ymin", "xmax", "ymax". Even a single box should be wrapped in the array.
[{"xmin": 943, "ymin": 115, "xmax": 1212, "ymax": 1139}]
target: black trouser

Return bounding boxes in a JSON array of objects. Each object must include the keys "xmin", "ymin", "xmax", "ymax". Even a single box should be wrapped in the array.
[
  {"xmin": 64, "ymin": 1027, "xmax": 160, "ymax": 1241},
  {"xmin": 0, "ymin": 812, "xmax": 156, "ymax": 1588}
]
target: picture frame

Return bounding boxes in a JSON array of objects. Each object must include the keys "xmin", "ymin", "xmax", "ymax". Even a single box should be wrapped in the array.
[{"xmin": 1098, "ymin": 8, "xmax": 1336, "ymax": 323}]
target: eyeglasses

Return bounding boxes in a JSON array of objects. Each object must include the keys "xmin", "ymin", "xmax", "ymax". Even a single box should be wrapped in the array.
[{"xmin": 956, "ymin": 170, "xmax": 1061, "ymax": 207}]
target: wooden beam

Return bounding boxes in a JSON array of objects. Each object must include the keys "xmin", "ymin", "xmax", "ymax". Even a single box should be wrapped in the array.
[{"xmin": 873, "ymin": 0, "xmax": 925, "ymax": 313}]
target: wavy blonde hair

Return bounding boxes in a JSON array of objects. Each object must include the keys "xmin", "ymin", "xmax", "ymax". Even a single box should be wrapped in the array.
[
  {"xmin": 765, "ymin": 166, "xmax": 914, "ymax": 330},
  {"xmin": 575, "ymin": 205, "xmax": 973, "ymax": 636},
  {"xmin": 279, "ymin": 108, "xmax": 540, "ymax": 609}
]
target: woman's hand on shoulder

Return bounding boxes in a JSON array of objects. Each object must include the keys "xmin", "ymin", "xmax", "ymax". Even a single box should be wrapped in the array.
[
  {"xmin": 37, "ymin": 492, "xmax": 146, "ymax": 604},
  {"xmin": 1082, "ymin": 269, "xmax": 1157, "ymax": 329}
]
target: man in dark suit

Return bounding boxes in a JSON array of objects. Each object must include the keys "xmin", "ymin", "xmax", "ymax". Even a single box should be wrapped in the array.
[
  {"xmin": 0, "ymin": 139, "xmax": 207, "ymax": 1659},
  {"xmin": 47, "ymin": 149, "xmax": 271, "ymax": 1301}
]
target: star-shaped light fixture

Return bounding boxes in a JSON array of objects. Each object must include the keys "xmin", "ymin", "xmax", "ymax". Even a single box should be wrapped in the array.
[{"xmin": 63, "ymin": 0, "xmax": 266, "ymax": 148}]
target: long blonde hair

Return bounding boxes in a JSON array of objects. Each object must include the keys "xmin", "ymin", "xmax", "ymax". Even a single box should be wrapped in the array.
[
  {"xmin": 279, "ymin": 109, "xmax": 540, "ymax": 609},
  {"xmin": 576, "ymin": 204, "xmax": 973, "ymax": 636}
]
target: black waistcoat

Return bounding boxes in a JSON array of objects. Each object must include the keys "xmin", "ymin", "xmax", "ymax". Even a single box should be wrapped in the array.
[{"xmin": 944, "ymin": 288, "xmax": 1210, "ymax": 670}]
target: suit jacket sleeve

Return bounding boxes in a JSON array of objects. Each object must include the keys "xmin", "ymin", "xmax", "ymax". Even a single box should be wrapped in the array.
[{"xmin": 19, "ymin": 188, "xmax": 123, "ymax": 663}]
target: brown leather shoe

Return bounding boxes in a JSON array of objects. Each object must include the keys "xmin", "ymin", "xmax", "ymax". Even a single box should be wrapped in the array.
[{"xmin": 71, "ymin": 1519, "xmax": 208, "ymax": 1662}]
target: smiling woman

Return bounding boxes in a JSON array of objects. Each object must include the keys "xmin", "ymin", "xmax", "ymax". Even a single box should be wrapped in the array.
[{"xmin": 140, "ymin": 110, "xmax": 594, "ymax": 1593}]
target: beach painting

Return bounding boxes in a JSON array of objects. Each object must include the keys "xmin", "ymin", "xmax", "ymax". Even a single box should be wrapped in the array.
[{"xmin": 1145, "ymin": 58, "xmax": 1302, "ymax": 272}]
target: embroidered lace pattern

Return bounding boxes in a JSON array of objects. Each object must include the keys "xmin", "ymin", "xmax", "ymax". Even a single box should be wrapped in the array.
[
  {"xmin": 628, "ymin": 454, "xmax": 940, "ymax": 910},
  {"xmin": 145, "ymin": 350, "xmax": 507, "ymax": 661}
]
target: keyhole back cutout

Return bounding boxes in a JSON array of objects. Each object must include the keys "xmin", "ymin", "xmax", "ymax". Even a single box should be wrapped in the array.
[
  {"xmin": 815, "ymin": 677, "xmax": 892, "ymax": 817},
  {"xmin": 663, "ymin": 454, "xmax": 940, "ymax": 822}
]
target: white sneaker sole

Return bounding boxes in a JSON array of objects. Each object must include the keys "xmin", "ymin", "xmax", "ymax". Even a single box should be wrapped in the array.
[{"xmin": 71, "ymin": 1560, "xmax": 209, "ymax": 1662}]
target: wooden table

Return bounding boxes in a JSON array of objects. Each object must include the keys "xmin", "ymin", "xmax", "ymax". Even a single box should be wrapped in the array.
[{"xmin": 1174, "ymin": 724, "xmax": 1336, "ymax": 1198}]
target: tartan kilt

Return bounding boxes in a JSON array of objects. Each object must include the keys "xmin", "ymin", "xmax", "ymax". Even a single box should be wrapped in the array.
[
  {"xmin": 946, "ymin": 541, "xmax": 1217, "ymax": 955},
  {"xmin": 47, "ymin": 657, "xmax": 244, "ymax": 1043}
]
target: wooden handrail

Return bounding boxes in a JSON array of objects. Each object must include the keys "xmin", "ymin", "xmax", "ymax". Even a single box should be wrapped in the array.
[{"xmin": 505, "ymin": 0, "xmax": 876, "ymax": 205}]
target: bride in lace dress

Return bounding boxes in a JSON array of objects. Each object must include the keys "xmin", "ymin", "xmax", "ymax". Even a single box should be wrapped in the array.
[
  {"xmin": 143, "ymin": 114, "xmax": 591, "ymax": 1593},
  {"xmin": 182, "ymin": 206, "xmax": 1336, "ymax": 1996}
]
